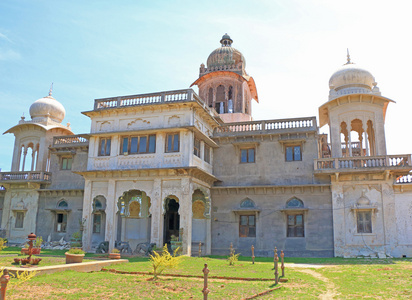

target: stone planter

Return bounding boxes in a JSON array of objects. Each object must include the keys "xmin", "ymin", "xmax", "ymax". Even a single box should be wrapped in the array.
[
  {"xmin": 65, "ymin": 252, "xmax": 85, "ymax": 264},
  {"xmin": 109, "ymin": 253, "xmax": 121, "ymax": 259},
  {"xmin": 32, "ymin": 247, "xmax": 41, "ymax": 255}
]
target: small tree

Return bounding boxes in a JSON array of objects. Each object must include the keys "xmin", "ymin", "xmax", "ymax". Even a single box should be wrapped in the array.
[
  {"xmin": 149, "ymin": 244, "xmax": 182, "ymax": 280},
  {"xmin": 228, "ymin": 251, "xmax": 240, "ymax": 266}
]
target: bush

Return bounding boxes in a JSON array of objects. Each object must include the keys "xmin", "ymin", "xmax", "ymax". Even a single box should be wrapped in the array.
[
  {"xmin": 0, "ymin": 238, "xmax": 7, "ymax": 252},
  {"xmin": 35, "ymin": 236, "xmax": 43, "ymax": 248},
  {"xmin": 228, "ymin": 251, "xmax": 240, "ymax": 266},
  {"xmin": 111, "ymin": 248, "xmax": 120, "ymax": 253},
  {"xmin": 68, "ymin": 248, "xmax": 85, "ymax": 255},
  {"xmin": 149, "ymin": 244, "xmax": 182, "ymax": 280}
]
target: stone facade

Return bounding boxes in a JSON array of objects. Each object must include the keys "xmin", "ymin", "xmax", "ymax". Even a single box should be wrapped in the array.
[{"xmin": 0, "ymin": 35, "xmax": 411, "ymax": 258}]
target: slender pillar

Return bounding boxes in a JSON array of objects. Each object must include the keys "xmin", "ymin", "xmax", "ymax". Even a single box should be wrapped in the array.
[
  {"xmin": 82, "ymin": 180, "xmax": 93, "ymax": 251},
  {"xmin": 105, "ymin": 179, "xmax": 117, "ymax": 252},
  {"xmin": 364, "ymin": 131, "xmax": 369, "ymax": 156},
  {"xmin": 21, "ymin": 147, "xmax": 27, "ymax": 171},
  {"xmin": 150, "ymin": 179, "xmax": 162, "ymax": 247}
]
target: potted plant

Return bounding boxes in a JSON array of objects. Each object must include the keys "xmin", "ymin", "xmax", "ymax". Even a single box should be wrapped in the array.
[
  {"xmin": 65, "ymin": 248, "xmax": 85, "ymax": 264},
  {"xmin": 109, "ymin": 248, "xmax": 121, "ymax": 259},
  {"xmin": 170, "ymin": 235, "xmax": 182, "ymax": 254},
  {"xmin": 21, "ymin": 243, "xmax": 29, "ymax": 255},
  {"xmin": 32, "ymin": 236, "xmax": 43, "ymax": 255}
]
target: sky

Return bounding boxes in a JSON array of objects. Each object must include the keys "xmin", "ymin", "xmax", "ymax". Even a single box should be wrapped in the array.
[{"xmin": 1, "ymin": 0, "xmax": 412, "ymax": 171}]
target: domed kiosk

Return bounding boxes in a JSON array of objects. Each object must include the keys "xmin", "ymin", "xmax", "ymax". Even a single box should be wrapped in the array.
[
  {"xmin": 191, "ymin": 34, "xmax": 258, "ymax": 123},
  {"xmin": 4, "ymin": 87, "xmax": 73, "ymax": 172},
  {"xmin": 319, "ymin": 52, "xmax": 394, "ymax": 158}
]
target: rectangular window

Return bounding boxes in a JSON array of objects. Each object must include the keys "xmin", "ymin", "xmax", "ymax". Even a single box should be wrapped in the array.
[
  {"xmin": 56, "ymin": 213, "xmax": 67, "ymax": 232},
  {"xmin": 287, "ymin": 214, "xmax": 304, "ymax": 237},
  {"xmin": 166, "ymin": 133, "xmax": 180, "ymax": 152},
  {"xmin": 15, "ymin": 212, "xmax": 24, "ymax": 228},
  {"xmin": 286, "ymin": 145, "xmax": 302, "ymax": 161},
  {"xmin": 99, "ymin": 138, "xmax": 111, "ymax": 156},
  {"xmin": 204, "ymin": 144, "xmax": 211, "ymax": 163},
  {"xmin": 239, "ymin": 215, "xmax": 256, "ymax": 237},
  {"xmin": 93, "ymin": 214, "xmax": 101, "ymax": 233},
  {"xmin": 357, "ymin": 211, "xmax": 372, "ymax": 233},
  {"xmin": 240, "ymin": 148, "xmax": 255, "ymax": 163},
  {"xmin": 61, "ymin": 157, "xmax": 73, "ymax": 170},
  {"xmin": 121, "ymin": 135, "xmax": 156, "ymax": 154},
  {"xmin": 194, "ymin": 138, "xmax": 201, "ymax": 157}
]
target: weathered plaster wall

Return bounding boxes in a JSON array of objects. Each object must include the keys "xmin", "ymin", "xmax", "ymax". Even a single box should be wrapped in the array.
[{"xmin": 210, "ymin": 186, "xmax": 333, "ymax": 257}]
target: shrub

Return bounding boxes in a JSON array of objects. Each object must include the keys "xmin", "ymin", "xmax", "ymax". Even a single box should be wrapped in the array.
[
  {"xmin": 0, "ymin": 268, "xmax": 36, "ymax": 286},
  {"xmin": 35, "ymin": 236, "xmax": 43, "ymax": 248},
  {"xmin": 68, "ymin": 248, "xmax": 85, "ymax": 255},
  {"xmin": 228, "ymin": 251, "xmax": 240, "ymax": 266},
  {"xmin": 72, "ymin": 231, "xmax": 81, "ymax": 240},
  {"xmin": 111, "ymin": 248, "xmax": 120, "ymax": 253},
  {"xmin": 0, "ymin": 238, "xmax": 7, "ymax": 252},
  {"xmin": 149, "ymin": 244, "xmax": 182, "ymax": 280}
]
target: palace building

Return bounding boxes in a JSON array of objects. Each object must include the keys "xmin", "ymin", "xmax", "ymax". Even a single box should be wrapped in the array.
[{"xmin": 0, "ymin": 35, "xmax": 411, "ymax": 258}]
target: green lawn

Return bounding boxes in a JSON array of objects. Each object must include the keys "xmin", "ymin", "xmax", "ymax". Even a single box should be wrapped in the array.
[{"xmin": 2, "ymin": 247, "xmax": 411, "ymax": 299}]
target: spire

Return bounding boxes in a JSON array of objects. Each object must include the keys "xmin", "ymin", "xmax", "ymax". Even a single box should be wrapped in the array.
[
  {"xmin": 48, "ymin": 83, "xmax": 53, "ymax": 97},
  {"xmin": 345, "ymin": 49, "xmax": 353, "ymax": 65}
]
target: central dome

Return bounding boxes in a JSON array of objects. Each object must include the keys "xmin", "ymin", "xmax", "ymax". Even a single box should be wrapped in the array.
[
  {"xmin": 206, "ymin": 34, "xmax": 246, "ymax": 70},
  {"xmin": 29, "ymin": 95, "xmax": 66, "ymax": 123}
]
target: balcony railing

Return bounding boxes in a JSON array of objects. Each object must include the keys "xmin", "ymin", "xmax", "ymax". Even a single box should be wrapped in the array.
[
  {"xmin": 214, "ymin": 116, "xmax": 317, "ymax": 136},
  {"xmin": 315, "ymin": 155, "xmax": 412, "ymax": 171},
  {"xmin": 53, "ymin": 135, "xmax": 89, "ymax": 147},
  {"xmin": 396, "ymin": 174, "xmax": 412, "ymax": 184},
  {"xmin": 0, "ymin": 171, "xmax": 52, "ymax": 182}
]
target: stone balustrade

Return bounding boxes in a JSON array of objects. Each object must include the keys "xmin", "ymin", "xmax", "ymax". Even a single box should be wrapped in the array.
[
  {"xmin": 315, "ymin": 155, "xmax": 412, "ymax": 171},
  {"xmin": 53, "ymin": 135, "xmax": 89, "ymax": 146},
  {"xmin": 396, "ymin": 174, "xmax": 412, "ymax": 184},
  {"xmin": 214, "ymin": 116, "xmax": 316, "ymax": 136},
  {"xmin": 93, "ymin": 89, "xmax": 218, "ymax": 116},
  {"xmin": 0, "ymin": 171, "xmax": 52, "ymax": 182}
]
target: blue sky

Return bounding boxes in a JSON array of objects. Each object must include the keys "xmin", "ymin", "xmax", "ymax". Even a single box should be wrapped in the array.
[{"xmin": 1, "ymin": 0, "xmax": 412, "ymax": 171}]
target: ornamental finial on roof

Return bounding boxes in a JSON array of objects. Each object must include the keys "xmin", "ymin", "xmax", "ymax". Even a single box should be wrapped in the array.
[
  {"xmin": 345, "ymin": 48, "xmax": 353, "ymax": 65},
  {"xmin": 48, "ymin": 82, "xmax": 53, "ymax": 97}
]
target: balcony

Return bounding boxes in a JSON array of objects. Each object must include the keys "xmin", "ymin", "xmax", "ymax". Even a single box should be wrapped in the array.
[
  {"xmin": 0, "ymin": 171, "xmax": 52, "ymax": 183},
  {"xmin": 314, "ymin": 155, "xmax": 412, "ymax": 173},
  {"xmin": 214, "ymin": 116, "xmax": 317, "ymax": 137},
  {"xmin": 396, "ymin": 174, "xmax": 412, "ymax": 184},
  {"xmin": 52, "ymin": 135, "xmax": 89, "ymax": 148},
  {"xmin": 92, "ymin": 89, "xmax": 218, "ymax": 117}
]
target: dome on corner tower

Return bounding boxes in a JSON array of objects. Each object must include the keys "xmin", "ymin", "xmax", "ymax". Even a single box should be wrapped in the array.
[
  {"xmin": 329, "ymin": 52, "xmax": 376, "ymax": 92},
  {"xmin": 29, "ymin": 92, "xmax": 66, "ymax": 123},
  {"xmin": 206, "ymin": 34, "xmax": 246, "ymax": 70}
]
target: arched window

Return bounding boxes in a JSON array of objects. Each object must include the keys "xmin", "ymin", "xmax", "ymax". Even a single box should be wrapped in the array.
[
  {"xmin": 57, "ymin": 200, "xmax": 68, "ymax": 208},
  {"xmin": 286, "ymin": 198, "xmax": 304, "ymax": 208},
  {"xmin": 240, "ymin": 198, "xmax": 255, "ymax": 208}
]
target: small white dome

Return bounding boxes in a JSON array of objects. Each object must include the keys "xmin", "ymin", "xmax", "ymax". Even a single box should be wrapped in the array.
[
  {"xmin": 29, "ymin": 95, "xmax": 66, "ymax": 123},
  {"xmin": 329, "ymin": 63, "xmax": 376, "ymax": 91}
]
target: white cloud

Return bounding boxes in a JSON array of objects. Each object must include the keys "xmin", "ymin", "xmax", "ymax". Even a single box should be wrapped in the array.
[{"xmin": 0, "ymin": 48, "xmax": 20, "ymax": 61}]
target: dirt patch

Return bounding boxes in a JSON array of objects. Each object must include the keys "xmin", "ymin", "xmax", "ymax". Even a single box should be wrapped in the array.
[{"xmin": 297, "ymin": 269, "xmax": 338, "ymax": 299}]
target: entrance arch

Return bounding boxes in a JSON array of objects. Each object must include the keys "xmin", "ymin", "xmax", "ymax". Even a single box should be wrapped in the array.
[
  {"xmin": 163, "ymin": 196, "xmax": 180, "ymax": 244},
  {"xmin": 116, "ymin": 189, "xmax": 151, "ymax": 250}
]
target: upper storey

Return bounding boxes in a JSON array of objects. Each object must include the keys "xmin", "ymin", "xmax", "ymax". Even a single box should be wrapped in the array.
[{"xmin": 191, "ymin": 34, "xmax": 258, "ymax": 123}]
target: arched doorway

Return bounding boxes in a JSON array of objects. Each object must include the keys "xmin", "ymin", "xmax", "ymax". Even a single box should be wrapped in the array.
[{"xmin": 164, "ymin": 197, "xmax": 180, "ymax": 244}]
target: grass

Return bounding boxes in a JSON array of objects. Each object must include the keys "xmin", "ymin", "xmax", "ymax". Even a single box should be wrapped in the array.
[{"xmin": 2, "ymin": 247, "xmax": 411, "ymax": 299}]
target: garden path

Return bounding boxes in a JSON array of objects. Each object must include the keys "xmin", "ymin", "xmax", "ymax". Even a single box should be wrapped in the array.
[{"xmin": 295, "ymin": 268, "xmax": 337, "ymax": 299}]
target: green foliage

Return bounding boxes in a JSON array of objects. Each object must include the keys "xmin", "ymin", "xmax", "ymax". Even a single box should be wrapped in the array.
[
  {"xmin": 111, "ymin": 248, "xmax": 120, "ymax": 253},
  {"xmin": 228, "ymin": 251, "xmax": 240, "ymax": 266},
  {"xmin": 0, "ymin": 238, "xmax": 7, "ymax": 252},
  {"xmin": 170, "ymin": 235, "xmax": 179, "ymax": 241},
  {"xmin": 72, "ymin": 231, "xmax": 81, "ymax": 240},
  {"xmin": 68, "ymin": 248, "xmax": 85, "ymax": 255},
  {"xmin": 149, "ymin": 244, "xmax": 182, "ymax": 280},
  {"xmin": 35, "ymin": 236, "xmax": 43, "ymax": 248},
  {"xmin": 71, "ymin": 242, "xmax": 82, "ymax": 247},
  {"xmin": 0, "ymin": 267, "xmax": 37, "ymax": 287}
]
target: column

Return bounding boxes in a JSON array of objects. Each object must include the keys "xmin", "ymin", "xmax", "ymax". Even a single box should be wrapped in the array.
[
  {"xmin": 364, "ymin": 131, "xmax": 369, "ymax": 156},
  {"xmin": 180, "ymin": 178, "xmax": 193, "ymax": 256},
  {"xmin": 31, "ymin": 149, "xmax": 35, "ymax": 171},
  {"xmin": 105, "ymin": 179, "xmax": 117, "ymax": 252},
  {"xmin": 21, "ymin": 147, "xmax": 27, "ymax": 171},
  {"xmin": 81, "ymin": 180, "xmax": 93, "ymax": 251},
  {"xmin": 330, "ymin": 119, "xmax": 342, "ymax": 158},
  {"xmin": 150, "ymin": 178, "xmax": 162, "ymax": 247}
]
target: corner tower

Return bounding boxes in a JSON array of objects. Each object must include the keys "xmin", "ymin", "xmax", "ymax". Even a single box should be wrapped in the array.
[
  {"xmin": 191, "ymin": 34, "xmax": 258, "ymax": 123},
  {"xmin": 318, "ymin": 52, "xmax": 393, "ymax": 158}
]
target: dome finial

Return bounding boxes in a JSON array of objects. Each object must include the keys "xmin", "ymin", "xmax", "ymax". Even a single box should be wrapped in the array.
[
  {"xmin": 220, "ymin": 33, "xmax": 233, "ymax": 47},
  {"xmin": 48, "ymin": 82, "xmax": 53, "ymax": 97},
  {"xmin": 345, "ymin": 48, "xmax": 353, "ymax": 65}
]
